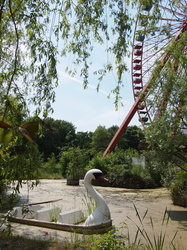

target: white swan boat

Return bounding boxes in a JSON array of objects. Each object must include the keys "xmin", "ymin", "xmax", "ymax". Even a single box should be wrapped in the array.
[{"xmin": 8, "ymin": 169, "xmax": 113, "ymax": 234}]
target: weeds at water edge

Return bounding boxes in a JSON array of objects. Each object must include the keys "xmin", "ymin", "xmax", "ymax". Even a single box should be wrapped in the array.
[{"xmin": 127, "ymin": 204, "xmax": 178, "ymax": 250}]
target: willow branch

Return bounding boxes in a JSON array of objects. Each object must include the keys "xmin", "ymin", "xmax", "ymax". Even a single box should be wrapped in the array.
[{"xmin": 3, "ymin": 0, "xmax": 20, "ymax": 121}]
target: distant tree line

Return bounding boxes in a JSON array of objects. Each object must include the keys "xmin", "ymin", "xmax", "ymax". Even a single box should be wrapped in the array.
[
  {"xmin": 36, "ymin": 118, "xmax": 163, "ymax": 189},
  {"xmin": 36, "ymin": 117, "xmax": 144, "ymax": 160}
]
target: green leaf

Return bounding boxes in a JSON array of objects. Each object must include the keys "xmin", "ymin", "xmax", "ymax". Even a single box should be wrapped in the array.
[
  {"xmin": 0, "ymin": 149, "xmax": 4, "ymax": 157},
  {"xmin": 39, "ymin": 119, "xmax": 53, "ymax": 132},
  {"xmin": 0, "ymin": 129, "xmax": 13, "ymax": 146}
]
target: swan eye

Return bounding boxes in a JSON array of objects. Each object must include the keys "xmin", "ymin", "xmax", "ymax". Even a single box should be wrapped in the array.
[{"xmin": 93, "ymin": 172, "xmax": 103, "ymax": 179}]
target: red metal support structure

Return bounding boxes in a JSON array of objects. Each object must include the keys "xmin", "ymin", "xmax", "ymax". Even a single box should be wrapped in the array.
[
  {"xmin": 103, "ymin": 20, "xmax": 187, "ymax": 157},
  {"xmin": 102, "ymin": 80, "xmax": 151, "ymax": 157}
]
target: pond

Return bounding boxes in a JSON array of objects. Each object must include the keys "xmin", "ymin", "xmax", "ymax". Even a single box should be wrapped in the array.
[{"xmin": 6, "ymin": 179, "xmax": 187, "ymax": 248}]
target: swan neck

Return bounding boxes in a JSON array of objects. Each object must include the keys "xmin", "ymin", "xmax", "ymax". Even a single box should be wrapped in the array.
[{"xmin": 85, "ymin": 180, "xmax": 102, "ymax": 203}]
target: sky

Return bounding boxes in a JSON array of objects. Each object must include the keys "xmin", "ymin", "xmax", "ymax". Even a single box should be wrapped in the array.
[
  {"xmin": 50, "ymin": 67, "xmax": 140, "ymax": 132},
  {"xmin": 43, "ymin": 5, "xmax": 141, "ymax": 133},
  {"xmin": 24, "ymin": 6, "xmax": 140, "ymax": 133},
  {"xmin": 31, "ymin": 1, "xmax": 180, "ymax": 133}
]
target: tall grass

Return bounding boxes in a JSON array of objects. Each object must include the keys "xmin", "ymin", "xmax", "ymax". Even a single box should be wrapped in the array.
[
  {"xmin": 82, "ymin": 192, "xmax": 97, "ymax": 217},
  {"xmin": 127, "ymin": 204, "xmax": 178, "ymax": 250}
]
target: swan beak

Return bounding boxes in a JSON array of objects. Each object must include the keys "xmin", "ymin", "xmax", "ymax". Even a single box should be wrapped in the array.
[{"xmin": 97, "ymin": 176, "xmax": 109, "ymax": 183}]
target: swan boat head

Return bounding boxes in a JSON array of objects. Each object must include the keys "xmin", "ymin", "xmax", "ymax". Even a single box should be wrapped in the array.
[
  {"xmin": 84, "ymin": 169, "xmax": 108, "ymax": 184},
  {"xmin": 84, "ymin": 169, "xmax": 111, "ymax": 226}
]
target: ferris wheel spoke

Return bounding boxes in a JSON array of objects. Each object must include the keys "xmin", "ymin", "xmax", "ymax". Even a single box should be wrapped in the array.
[
  {"xmin": 103, "ymin": 1, "xmax": 187, "ymax": 156},
  {"xmin": 159, "ymin": 4, "xmax": 187, "ymax": 19},
  {"xmin": 142, "ymin": 45, "xmax": 169, "ymax": 71},
  {"xmin": 132, "ymin": 1, "xmax": 187, "ymax": 126},
  {"xmin": 179, "ymin": 0, "xmax": 187, "ymax": 8}
]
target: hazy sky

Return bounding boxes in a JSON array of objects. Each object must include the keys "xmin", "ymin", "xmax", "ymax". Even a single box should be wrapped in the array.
[
  {"xmin": 49, "ymin": 13, "xmax": 140, "ymax": 132},
  {"xmin": 48, "ymin": 1, "xmax": 177, "ymax": 133},
  {"xmin": 50, "ymin": 67, "xmax": 140, "ymax": 132}
]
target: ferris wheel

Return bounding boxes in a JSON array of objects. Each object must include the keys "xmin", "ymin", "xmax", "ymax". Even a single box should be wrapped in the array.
[
  {"xmin": 103, "ymin": 1, "xmax": 187, "ymax": 156},
  {"xmin": 132, "ymin": 1, "xmax": 187, "ymax": 128}
]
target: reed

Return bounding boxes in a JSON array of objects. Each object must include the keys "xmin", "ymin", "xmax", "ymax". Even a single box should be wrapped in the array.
[{"xmin": 127, "ymin": 204, "xmax": 178, "ymax": 250}]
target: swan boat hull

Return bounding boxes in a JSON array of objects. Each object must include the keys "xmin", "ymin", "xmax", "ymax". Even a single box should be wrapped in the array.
[{"xmin": 8, "ymin": 216, "xmax": 113, "ymax": 234}]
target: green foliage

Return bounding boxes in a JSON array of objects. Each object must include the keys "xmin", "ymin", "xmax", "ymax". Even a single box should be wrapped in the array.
[
  {"xmin": 0, "ymin": 0, "xmax": 58, "ymax": 118},
  {"xmin": 91, "ymin": 230, "xmax": 129, "ymax": 250},
  {"xmin": 107, "ymin": 125, "xmax": 145, "ymax": 151},
  {"xmin": 120, "ymin": 126, "xmax": 145, "ymax": 151},
  {"xmin": 73, "ymin": 131, "xmax": 93, "ymax": 150},
  {"xmin": 0, "ymin": 118, "xmax": 52, "ymax": 150},
  {"xmin": 39, "ymin": 153, "xmax": 62, "ymax": 178},
  {"xmin": 145, "ymin": 31, "xmax": 187, "ymax": 166},
  {"xmin": 170, "ymin": 168, "xmax": 187, "ymax": 199},
  {"xmin": 90, "ymin": 126, "xmax": 110, "ymax": 155},
  {"xmin": 59, "ymin": 147, "xmax": 89, "ymax": 179},
  {"xmin": 86, "ymin": 152, "xmax": 111, "ymax": 174},
  {"xmin": 0, "ymin": 143, "xmax": 42, "ymax": 208},
  {"xmin": 109, "ymin": 164, "xmax": 156, "ymax": 189},
  {"xmin": 1, "ymin": 0, "xmax": 165, "ymax": 119},
  {"xmin": 143, "ymin": 150, "xmax": 171, "ymax": 187},
  {"xmin": 34, "ymin": 123, "xmax": 145, "ymax": 181},
  {"xmin": 131, "ymin": 165, "xmax": 156, "ymax": 188},
  {"xmin": 82, "ymin": 193, "xmax": 97, "ymax": 217},
  {"xmin": 84, "ymin": 208, "xmax": 178, "ymax": 250},
  {"xmin": 0, "ymin": 219, "xmax": 179, "ymax": 250},
  {"xmin": 146, "ymin": 118, "xmax": 187, "ymax": 165},
  {"xmin": 143, "ymin": 140, "xmax": 187, "ymax": 188},
  {"xmin": 59, "ymin": 0, "xmax": 133, "ymax": 104},
  {"xmin": 36, "ymin": 118, "xmax": 76, "ymax": 160},
  {"xmin": 87, "ymin": 149, "xmax": 156, "ymax": 188},
  {"xmin": 0, "ymin": 235, "xmax": 51, "ymax": 249},
  {"xmin": 87, "ymin": 148, "xmax": 137, "ymax": 176},
  {"xmin": 49, "ymin": 207, "xmax": 61, "ymax": 223},
  {"xmin": 0, "ymin": 128, "xmax": 13, "ymax": 146},
  {"xmin": 0, "ymin": 102, "xmax": 45, "ymax": 208}
]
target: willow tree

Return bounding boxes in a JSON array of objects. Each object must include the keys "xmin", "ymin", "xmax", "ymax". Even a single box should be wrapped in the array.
[
  {"xmin": 0, "ymin": 0, "xmax": 134, "ymax": 201},
  {"xmin": 1, "ymin": 0, "xmax": 162, "ymax": 123},
  {"xmin": 145, "ymin": 31, "xmax": 187, "ymax": 167}
]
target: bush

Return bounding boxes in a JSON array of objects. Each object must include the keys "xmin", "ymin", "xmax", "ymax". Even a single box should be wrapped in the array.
[
  {"xmin": 59, "ymin": 147, "xmax": 90, "ymax": 179},
  {"xmin": 39, "ymin": 153, "xmax": 62, "ymax": 179},
  {"xmin": 41, "ymin": 153, "xmax": 60, "ymax": 174},
  {"xmin": 170, "ymin": 169, "xmax": 187, "ymax": 207},
  {"xmin": 86, "ymin": 152, "xmax": 113, "ymax": 175},
  {"xmin": 108, "ymin": 164, "xmax": 132, "ymax": 188},
  {"xmin": 131, "ymin": 165, "xmax": 156, "ymax": 188},
  {"xmin": 108, "ymin": 164, "xmax": 155, "ymax": 189},
  {"xmin": 87, "ymin": 149, "xmax": 156, "ymax": 189}
]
